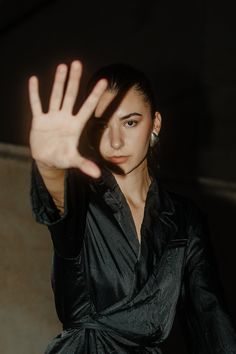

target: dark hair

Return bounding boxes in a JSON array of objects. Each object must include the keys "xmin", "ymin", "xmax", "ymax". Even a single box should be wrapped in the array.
[{"xmin": 87, "ymin": 63, "xmax": 157, "ymax": 117}]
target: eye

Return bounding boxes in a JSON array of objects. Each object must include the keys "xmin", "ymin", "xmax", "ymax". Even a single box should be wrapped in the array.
[{"xmin": 124, "ymin": 119, "xmax": 138, "ymax": 128}]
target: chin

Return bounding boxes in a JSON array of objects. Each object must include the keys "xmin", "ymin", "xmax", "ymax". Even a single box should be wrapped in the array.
[
  {"xmin": 118, "ymin": 161, "xmax": 147, "ymax": 176},
  {"xmin": 103, "ymin": 155, "xmax": 148, "ymax": 176}
]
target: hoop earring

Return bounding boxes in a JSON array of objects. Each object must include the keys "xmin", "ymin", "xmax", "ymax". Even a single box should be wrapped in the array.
[{"xmin": 150, "ymin": 131, "xmax": 159, "ymax": 147}]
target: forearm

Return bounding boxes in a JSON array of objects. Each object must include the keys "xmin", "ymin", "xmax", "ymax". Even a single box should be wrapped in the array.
[
  {"xmin": 31, "ymin": 160, "xmax": 89, "ymax": 258},
  {"xmin": 35, "ymin": 160, "xmax": 65, "ymax": 214}
]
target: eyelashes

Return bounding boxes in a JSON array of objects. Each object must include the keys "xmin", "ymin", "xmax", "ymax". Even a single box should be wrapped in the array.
[
  {"xmin": 91, "ymin": 119, "xmax": 139, "ymax": 131},
  {"xmin": 124, "ymin": 119, "xmax": 138, "ymax": 128}
]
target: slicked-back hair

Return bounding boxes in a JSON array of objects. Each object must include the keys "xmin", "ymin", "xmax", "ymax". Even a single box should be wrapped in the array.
[
  {"xmin": 87, "ymin": 63, "xmax": 157, "ymax": 117},
  {"xmin": 87, "ymin": 63, "xmax": 161, "ymax": 177}
]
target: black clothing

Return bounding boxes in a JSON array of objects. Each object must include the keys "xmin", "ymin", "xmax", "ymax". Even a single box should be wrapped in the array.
[{"xmin": 31, "ymin": 162, "xmax": 236, "ymax": 353}]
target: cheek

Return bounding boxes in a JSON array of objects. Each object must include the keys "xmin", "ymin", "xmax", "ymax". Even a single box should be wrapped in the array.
[
  {"xmin": 137, "ymin": 125, "xmax": 152, "ymax": 152},
  {"xmin": 135, "ymin": 124, "xmax": 152, "ymax": 144},
  {"xmin": 130, "ymin": 130, "xmax": 151, "ymax": 158}
]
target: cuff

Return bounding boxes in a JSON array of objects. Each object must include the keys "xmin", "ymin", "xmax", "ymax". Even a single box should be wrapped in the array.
[{"xmin": 30, "ymin": 160, "xmax": 68, "ymax": 226}]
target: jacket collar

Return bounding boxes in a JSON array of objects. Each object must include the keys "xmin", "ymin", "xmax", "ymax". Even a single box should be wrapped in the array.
[{"xmin": 89, "ymin": 167, "xmax": 178, "ymax": 248}]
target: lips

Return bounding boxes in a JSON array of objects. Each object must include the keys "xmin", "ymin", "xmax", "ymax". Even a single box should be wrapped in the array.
[{"xmin": 107, "ymin": 156, "xmax": 129, "ymax": 164}]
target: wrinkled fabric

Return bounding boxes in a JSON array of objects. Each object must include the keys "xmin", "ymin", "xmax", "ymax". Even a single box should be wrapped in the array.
[{"xmin": 31, "ymin": 161, "xmax": 236, "ymax": 353}]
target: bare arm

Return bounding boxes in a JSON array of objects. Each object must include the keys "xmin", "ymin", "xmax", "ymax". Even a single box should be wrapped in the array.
[{"xmin": 29, "ymin": 61, "xmax": 107, "ymax": 213}]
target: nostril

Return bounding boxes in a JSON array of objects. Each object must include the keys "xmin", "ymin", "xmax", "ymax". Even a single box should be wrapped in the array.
[
  {"xmin": 111, "ymin": 141, "xmax": 122, "ymax": 149},
  {"xmin": 110, "ymin": 131, "xmax": 123, "ymax": 150}
]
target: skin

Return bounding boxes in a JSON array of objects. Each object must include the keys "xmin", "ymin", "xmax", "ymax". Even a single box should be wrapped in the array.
[
  {"xmin": 94, "ymin": 88, "xmax": 161, "ymax": 242},
  {"xmin": 29, "ymin": 61, "xmax": 108, "ymax": 212},
  {"xmin": 28, "ymin": 60, "xmax": 162, "ymax": 241}
]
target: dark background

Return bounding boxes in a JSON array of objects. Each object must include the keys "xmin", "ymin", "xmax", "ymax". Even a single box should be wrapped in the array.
[
  {"xmin": 1, "ymin": 0, "xmax": 236, "ymax": 180},
  {"xmin": 0, "ymin": 0, "xmax": 235, "ymax": 352}
]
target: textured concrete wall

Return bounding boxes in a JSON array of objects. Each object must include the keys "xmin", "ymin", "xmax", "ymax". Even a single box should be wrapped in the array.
[{"xmin": 0, "ymin": 144, "xmax": 60, "ymax": 354}]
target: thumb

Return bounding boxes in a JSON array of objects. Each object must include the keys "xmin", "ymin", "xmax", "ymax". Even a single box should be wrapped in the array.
[{"xmin": 73, "ymin": 157, "xmax": 101, "ymax": 179}]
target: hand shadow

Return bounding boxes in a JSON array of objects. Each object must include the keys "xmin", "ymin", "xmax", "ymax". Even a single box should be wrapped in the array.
[{"xmin": 78, "ymin": 88, "xmax": 130, "ymax": 176}]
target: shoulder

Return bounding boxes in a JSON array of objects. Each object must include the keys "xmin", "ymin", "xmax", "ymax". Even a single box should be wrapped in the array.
[{"xmin": 159, "ymin": 183, "xmax": 208, "ymax": 236}]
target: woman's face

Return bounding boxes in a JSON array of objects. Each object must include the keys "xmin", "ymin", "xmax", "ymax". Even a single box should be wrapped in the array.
[{"xmin": 93, "ymin": 87, "xmax": 161, "ymax": 175}]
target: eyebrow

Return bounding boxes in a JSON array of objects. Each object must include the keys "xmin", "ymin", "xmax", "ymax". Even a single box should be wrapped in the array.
[
  {"xmin": 93, "ymin": 112, "xmax": 142, "ymax": 121},
  {"xmin": 119, "ymin": 112, "xmax": 142, "ymax": 120}
]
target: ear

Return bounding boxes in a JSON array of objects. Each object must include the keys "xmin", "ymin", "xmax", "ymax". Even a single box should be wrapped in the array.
[{"xmin": 152, "ymin": 112, "xmax": 162, "ymax": 134}]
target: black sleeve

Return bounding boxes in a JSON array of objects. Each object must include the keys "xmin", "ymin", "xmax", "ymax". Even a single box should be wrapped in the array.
[
  {"xmin": 180, "ymin": 203, "xmax": 236, "ymax": 353},
  {"xmin": 30, "ymin": 160, "xmax": 89, "ymax": 258}
]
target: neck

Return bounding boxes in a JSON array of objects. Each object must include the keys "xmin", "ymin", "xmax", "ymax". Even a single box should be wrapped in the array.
[{"xmin": 113, "ymin": 159, "xmax": 152, "ymax": 206}]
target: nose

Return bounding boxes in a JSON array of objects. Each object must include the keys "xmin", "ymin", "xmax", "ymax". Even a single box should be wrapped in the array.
[{"xmin": 109, "ymin": 126, "xmax": 124, "ymax": 150}]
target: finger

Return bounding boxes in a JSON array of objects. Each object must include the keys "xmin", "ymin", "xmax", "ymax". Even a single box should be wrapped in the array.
[
  {"xmin": 28, "ymin": 76, "xmax": 43, "ymax": 117},
  {"xmin": 76, "ymin": 79, "xmax": 108, "ymax": 125},
  {"xmin": 49, "ymin": 64, "xmax": 68, "ymax": 112},
  {"xmin": 80, "ymin": 159, "xmax": 101, "ymax": 178},
  {"xmin": 72, "ymin": 156, "xmax": 101, "ymax": 178},
  {"xmin": 61, "ymin": 60, "xmax": 82, "ymax": 112}
]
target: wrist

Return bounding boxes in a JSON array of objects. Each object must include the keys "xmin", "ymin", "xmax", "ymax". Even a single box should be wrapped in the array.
[{"xmin": 35, "ymin": 160, "xmax": 65, "ymax": 179}]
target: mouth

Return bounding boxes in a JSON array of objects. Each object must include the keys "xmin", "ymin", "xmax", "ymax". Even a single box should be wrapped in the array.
[{"xmin": 107, "ymin": 156, "xmax": 129, "ymax": 164}]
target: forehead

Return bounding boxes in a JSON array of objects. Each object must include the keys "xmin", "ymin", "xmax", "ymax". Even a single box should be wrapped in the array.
[{"xmin": 94, "ymin": 87, "xmax": 149, "ymax": 118}]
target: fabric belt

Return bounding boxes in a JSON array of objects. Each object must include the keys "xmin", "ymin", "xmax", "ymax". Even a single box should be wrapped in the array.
[
  {"xmin": 63, "ymin": 320, "xmax": 115, "ymax": 332},
  {"xmin": 63, "ymin": 319, "xmax": 163, "ymax": 348}
]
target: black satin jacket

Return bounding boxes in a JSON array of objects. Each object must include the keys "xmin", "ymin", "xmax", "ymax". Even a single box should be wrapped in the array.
[{"xmin": 31, "ymin": 162, "xmax": 236, "ymax": 354}]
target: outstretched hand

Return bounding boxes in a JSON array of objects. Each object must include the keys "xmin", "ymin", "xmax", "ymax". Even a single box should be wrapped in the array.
[{"xmin": 29, "ymin": 60, "xmax": 107, "ymax": 178}]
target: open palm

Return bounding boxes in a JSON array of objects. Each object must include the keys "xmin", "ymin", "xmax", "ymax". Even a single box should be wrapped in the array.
[{"xmin": 29, "ymin": 61, "xmax": 107, "ymax": 178}]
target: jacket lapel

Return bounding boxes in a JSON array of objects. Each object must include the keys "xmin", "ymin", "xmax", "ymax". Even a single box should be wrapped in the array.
[
  {"xmin": 90, "ymin": 169, "xmax": 139, "ymax": 257},
  {"xmin": 90, "ymin": 169, "xmax": 180, "ymax": 261},
  {"xmin": 145, "ymin": 181, "xmax": 179, "ymax": 260}
]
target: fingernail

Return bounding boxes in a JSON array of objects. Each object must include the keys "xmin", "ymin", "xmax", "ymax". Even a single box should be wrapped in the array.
[
  {"xmin": 58, "ymin": 64, "xmax": 67, "ymax": 73},
  {"xmin": 72, "ymin": 61, "xmax": 81, "ymax": 69}
]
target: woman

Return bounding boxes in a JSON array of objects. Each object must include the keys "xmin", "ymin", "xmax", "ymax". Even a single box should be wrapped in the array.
[{"xmin": 29, "ymin": 61, "xmax": 236, "ymax": 353}]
